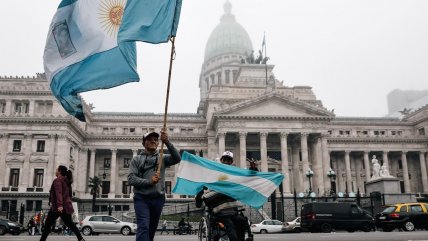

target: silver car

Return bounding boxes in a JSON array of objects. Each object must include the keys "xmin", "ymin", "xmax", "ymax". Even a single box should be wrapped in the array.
[
  {"xmin": 80, "ymin": 215, "xmax": 137, "ymax": 236},
  {"xmin": 282, "ymin": 217, "xmax": 301, "ymax": 233}
]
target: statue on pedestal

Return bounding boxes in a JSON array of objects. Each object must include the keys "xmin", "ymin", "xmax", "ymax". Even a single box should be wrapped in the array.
[
  {"xmin": 371, "ymin": 155, "xmax": 381, "ymax": 180},
  {"xmin": 380, "ymin": 164, "xmax": 393, "ymax": 178}
]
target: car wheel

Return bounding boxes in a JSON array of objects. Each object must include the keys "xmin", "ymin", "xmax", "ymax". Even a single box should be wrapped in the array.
[
  {"xmin": 294, "ymin": 227, "xmax": 301, "ymax": 233},
  {"xmin": 121, "ymin": 226, "xmax": 131, "ymax": 236},
  {"xmin": 0, "ymin": 226, "xmax": 6, "ymax": 235},
  {"xmin": 82, "ymin": 226, "xmax": 92, "ymax": 236},
  {"xmin": 260, "ymin": 229, "xmax": 268, "ymax": 234},
  {"xmin": 320, "ymin": 223, "xmax": 332, "ymax": 233},
  {"xmin": 403, "ymin": 221, "xmax": 415, "ymax": 231},
  {"xmin": 361, "ymin": 223, "xmax": 372, "ymax": 232}
]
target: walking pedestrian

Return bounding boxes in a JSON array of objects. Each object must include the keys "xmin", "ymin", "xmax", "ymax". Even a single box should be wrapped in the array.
[{"xmin": 39, "ymin": 165, "xmax": 85, "ymax": 241}]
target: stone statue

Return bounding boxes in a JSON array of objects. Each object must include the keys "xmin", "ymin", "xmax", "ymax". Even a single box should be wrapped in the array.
[
  {"xmin": 380, "ymin": 164, "xmax": 392, "ymax": 177},
  {"xmin": 371, "ymin": 155, "xmax": 381, "ymax": 180},
  {"xmin": 255, "ymin": 50, "xmax": 263, "ymax": 64}
]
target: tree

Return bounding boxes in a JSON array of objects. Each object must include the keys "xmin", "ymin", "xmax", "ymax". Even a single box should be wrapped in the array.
[{"xmin": 88, "ymin": 176, "xmax": 102, "ymax": 212}]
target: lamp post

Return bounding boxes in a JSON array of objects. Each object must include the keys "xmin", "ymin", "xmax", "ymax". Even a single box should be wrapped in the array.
[
  {"xmin": 327, "ymin": 168, "xmax": 337, "ymax": 196},
  {"xmin": 305, "ymin": 169, "xmax": 314, "ymax": 195}
]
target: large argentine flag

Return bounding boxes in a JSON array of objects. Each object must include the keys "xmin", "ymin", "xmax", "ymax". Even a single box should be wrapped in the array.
[
  {"xmin": 44, "ymin": 0, "xmax": 182, "ymax": 121},
  {"xmin": 173, "ymin": 152, "xmax": 284, "ymax": 209}
]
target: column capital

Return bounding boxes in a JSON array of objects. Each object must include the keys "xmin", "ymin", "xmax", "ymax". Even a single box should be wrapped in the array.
[
  {"xmin": 79, "ymin": 147, "xmax": 89, "ymax": 153},
  {"xmin": 420, "ymin": 150, "xmax": 427, "ymax": 155},
  {"xmin": 402, "ymin": 150, "xmax": 408, "ymax": 155},
  {"xmin": 217, "ymin": 132, "xmax": 226, "ymax": 138},
  {"xmin": 89, "ymin": 148, "xmax": 97, "ymax": 153},
  {"xmin": 300, "ymin": 132, "xmax": 308, "ymax": 138},
  {"xmin": 111, "ymin": 149, "xmax": 117, "ymax": 153},
  {"xmin": 344, "ymin": 150, "xmax": 351, "ymax": 155},
  {"xmin": 280, "ymin": 132, "xmax": 288, "ymax": 138},
  {"xmin": 239, "ymin": 132, "xmax": 247, "ymax": 138},
  {"xmin": 260, "ymin": 132, "xmax": 268, "ymax": 137}
]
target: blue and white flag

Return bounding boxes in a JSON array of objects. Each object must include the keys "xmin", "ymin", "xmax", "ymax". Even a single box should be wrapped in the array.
[
  {"xmin": 173, "ymin": 152, "xmax": 284, "ymax": 209},
  {"xmin": 44, "ymin": 0, "xmax": 182, "ymax": 121}
]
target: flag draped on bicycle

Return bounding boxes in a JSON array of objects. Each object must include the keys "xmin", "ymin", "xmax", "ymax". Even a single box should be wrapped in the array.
[{"xmin": 173, "ymin": 152, "xmax": 284, "ymax": 209}]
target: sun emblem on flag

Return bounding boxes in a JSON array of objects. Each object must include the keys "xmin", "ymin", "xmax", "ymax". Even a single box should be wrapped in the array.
[
  {"xmin": 218, "ymin": 175, "xmax": 229, "ymax": 181},
  {"xmin": 99, "ymin": 0, "xmax": 126, "ymax": 37}
]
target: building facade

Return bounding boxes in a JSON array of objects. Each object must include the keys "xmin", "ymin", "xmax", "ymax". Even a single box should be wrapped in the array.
[{"xmin": 1, "ymin": 1, "xmax": 427, "ymax": 215}]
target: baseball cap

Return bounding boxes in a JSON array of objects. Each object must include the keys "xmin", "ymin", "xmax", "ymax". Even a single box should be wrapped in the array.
[
  {"xmin": 142, "ymin": 132, "xmax": 159, "ymax": 143},
  {"xmin": 221, "ymin": 151, "xmax": 234, "ymax": 159}
]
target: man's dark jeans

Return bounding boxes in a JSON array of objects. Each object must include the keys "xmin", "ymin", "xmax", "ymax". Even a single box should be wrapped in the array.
[{"xmin": 134, "ymin": 193, "xmax": 165, "ymax": 241}]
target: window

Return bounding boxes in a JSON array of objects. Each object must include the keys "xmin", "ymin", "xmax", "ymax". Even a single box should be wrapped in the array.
[
  {"xmin": 165, "ymin": 181, "xmax": 171, "ymax": 194},
  {"xmin": 123, "ymin": 205, "xmax": 129, "ymax": 211},
  {"xmin": 102, "ymin": 216, "xmax": 115, "ymax": 222},
  {"xmin": 0, "ymin": 102, "xmax": 5, "ymax": 113},
  {"xmin": 115, "ymin": 205, "xmax": 122, "ymax": 211},
  {"xmin": 225, "ymin": 70, "xmax": 230, "ymax": 84},
  {"xmin": 13, "ymin": 102, "xmax": 29, "ymax": 114},
  {"xmin": 26, "ymin": 201, "xmax": 33, "ymax": 211},
  {"xmin": 122, "ymin": 181, "xmax": 131, "ymax": 194},
  {"xmin": 35, "ymin": 201, "xmax": 42, "ymax": 211},
  {"xmin": 411, "ymin": 205, "xmax": 422, "ymax": 213},
  {"xmin": 130, "ymin": 128, "xmax": 135, "ymax": 133},
  {"xmin": 1, "ymin": 200, "xmax": 9, "ymax": 211},
  {"xmin": 398, "ymin": 206, "xmax": 407, "ymax": 212},
  {"xmin": 9, "ymin": 169, "xmax": 20, "ymax": 187},
  {"xmin": 104, "ymin": 158, "xmax": 111, "ymax": 169},
  {"xmin": 33, "ymin": 169, "xmax": 44, "ymax": 187},
  {"xmin": 13, "ymin": 140, "xmax": 22, "ymax": 152},
  {"xmin": 123, "ymin": 158, "xmax": 130, "ymax": 168},
  {"xmin": 35, "ymin": 101, "xmax": 53, "ymax": 114},
  {"xmin": 36, "ymin": 140, "xmax": 45, "ymax": 152},
  {"xmin": 89, "ymin": 216, "xmax": 102, "ymax": 222},
  {"xmin": 419, "ymin": 128, "xmax": 425, "ymax": 136}
]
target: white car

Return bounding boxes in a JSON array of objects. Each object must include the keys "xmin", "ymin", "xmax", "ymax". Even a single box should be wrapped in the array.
[
  {"xmin": 80, "ymin": 215, "xmax": 137, "ymax": 236},
  {"xmin": 250, "ymin": 219, "xmax": 283, "ymax": 234}
]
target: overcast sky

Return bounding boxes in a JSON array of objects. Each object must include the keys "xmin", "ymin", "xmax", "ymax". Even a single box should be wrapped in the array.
[{"xmin": 1, "ymin": 0, "xmax": 428, "ymax": 117}]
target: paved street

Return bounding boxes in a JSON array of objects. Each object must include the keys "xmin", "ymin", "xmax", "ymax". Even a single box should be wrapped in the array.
[{"xmin": 2, "ymin": 231, "xmax": 428, "ymax": 241}]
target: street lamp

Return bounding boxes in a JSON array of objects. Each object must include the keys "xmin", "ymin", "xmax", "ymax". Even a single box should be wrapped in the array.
[
  {"xmin": 305, "ymin": 169, "xmax": 314, "ymax": 194},
  {"xmin": 327, "ymin": 168, "xmax": 337, "ymax": 196}
]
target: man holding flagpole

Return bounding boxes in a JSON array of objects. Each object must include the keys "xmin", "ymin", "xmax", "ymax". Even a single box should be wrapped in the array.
[{"xmin": 128, "ymin": 131, "xmax": 181, "ymax": 241}]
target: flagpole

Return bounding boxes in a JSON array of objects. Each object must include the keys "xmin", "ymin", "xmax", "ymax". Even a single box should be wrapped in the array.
[
  {"xmin": 157, "ymin": 36, "xmax": 176, "ymax": 176},
  {"xmin": 263, "ymin": 32, "xmax": 268, "ymax": 86}
]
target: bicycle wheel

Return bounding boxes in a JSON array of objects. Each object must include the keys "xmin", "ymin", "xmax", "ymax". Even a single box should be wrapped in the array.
[{"xmin": 198, "ymin": 217, "xmax": 210, "ymax": 241}]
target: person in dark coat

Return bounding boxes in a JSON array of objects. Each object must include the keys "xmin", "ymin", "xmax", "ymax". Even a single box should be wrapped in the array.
[{"xmin": 39, "ymin": 165, "xmax": 85, "ymax": 241}]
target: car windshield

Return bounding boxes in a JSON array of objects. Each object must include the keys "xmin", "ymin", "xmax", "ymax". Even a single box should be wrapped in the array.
[{"xmin": 382, "ymin": 206, "xmax": 396, "ymax": 214}]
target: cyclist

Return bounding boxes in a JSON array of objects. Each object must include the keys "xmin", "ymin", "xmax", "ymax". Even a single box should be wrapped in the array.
[{"xmin": 195, "ymin": 151, "xmax": 252, "ymax": 241}]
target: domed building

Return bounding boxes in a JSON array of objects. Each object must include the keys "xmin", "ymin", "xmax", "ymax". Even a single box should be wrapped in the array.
[{"xmin": 0, "ymin": 1, "xmax": 427, "ymax": 222}]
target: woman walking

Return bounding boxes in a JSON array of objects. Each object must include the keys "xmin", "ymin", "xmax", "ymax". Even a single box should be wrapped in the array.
[{"xmin": 40, "ymin": 165, "xmax": 85, "ymax": 241}]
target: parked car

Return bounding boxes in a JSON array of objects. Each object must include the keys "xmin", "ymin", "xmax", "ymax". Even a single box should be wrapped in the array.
[
  {"xmin": 375, "ymin": 202, "xmax": 428, "ymax": 232},
  {"xmin": 0, "ymin": 218, "xmax": 23, "ymax": 235},
  {"xmin": 250, "ymin": 219, "xmax": 283, "ymax": 234},
  {"xmin": 301, "ymin": 202, "xmax": 374, "ymax": 233},
  {"xmin": 80, "ymin": 215, "xmax": 137, "ymax": 236},
  {"xmin": 282, "ymin": 217, "xmax": 301, "ymax": 233}
]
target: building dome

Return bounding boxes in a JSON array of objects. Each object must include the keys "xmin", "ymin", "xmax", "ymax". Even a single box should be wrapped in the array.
[{"xmin": 204, "ymin": 1, "xmax": 253, "ymax": 61}]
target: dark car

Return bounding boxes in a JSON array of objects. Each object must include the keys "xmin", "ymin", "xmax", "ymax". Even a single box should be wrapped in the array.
[
  {"xmin": 375, "ymin": 202, "xmax": 428, "ymax": 232},
  {"xmin": 0, "ymin": 218, "xmax": 23, "ymax": 235},
  {"xmin": 301, "ymin": 202, "xmax": 374, "ymax": 233}
]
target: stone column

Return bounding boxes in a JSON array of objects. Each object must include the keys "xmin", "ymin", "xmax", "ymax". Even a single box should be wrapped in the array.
[
  {"xmin": 280, "ymin": 132, "xmax": 290, "ymax": 194},
  {"xmin": 77, "ymin": 148, "xmax": 88, "ymax": 194},
  {"xmin": 321, "ymin": 135, "xmax": 331, "ymax": 193},
  {"xmin": 5, "ymin": 100, "xmax": 11, "ymax": 115},
  {"xmin": 345, "ymin": 151, "xmax": 352, "ymax": 193},
  {"xmin": 401, "ymin": 151, "xmax": 411, "ymax": 193},
  {"xmin": 313, "ymin": 136, "xmax": 324, "ymax": 194},
  {"xmin": 21, "ymin": 135, "xmax": 32, "ymax": 188},
  {"xmin": 239, "ymin": 132, "xmax": 247, "ymax": 169},
  {"xmin": 300, "ymin": 133, "xmax": 309, "ymax": 190},
  {"xmin": 109, "ymin": 149, "xmax": 117, "ymax": 198},
  {"xmin": 382, "ymin": 150, "xmax": 389, "ymax": 168},
  {"xmin": 218, "ymin": 132, "xmax": 226, "ymax": 157},
  {"xmin": 291, "ymin": 143, "xmax": 302, "ymax": 192},
  {"xmin": 0, "ymin": 135, "xmax": 8, "ymax": 187},
  {"xmin": 46, "ymin": 135, "xmax": 57, "ymax": 186},
  {"xmin": 89, "ymin": 149, "xmax": 96, "ymax": 178},
  {"xmin": 29, "ymin": 100, "xmax": 35, "ymax": 116},
  {"xmin": 420, "ymin": 151, "xmax": 428, "ymax": 193},
  {"xmin": 363, "ymin": 151, "xmax": 371, "ymax": 182},
  {"xmin": 260, "ymin": 132, "xmax": 268, "ymax": 172}
]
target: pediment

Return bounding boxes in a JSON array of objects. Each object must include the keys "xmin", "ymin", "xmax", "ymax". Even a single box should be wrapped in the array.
[{"xmin": 217, "ymin": 93, "xmax": 333, "ymax": 118}]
